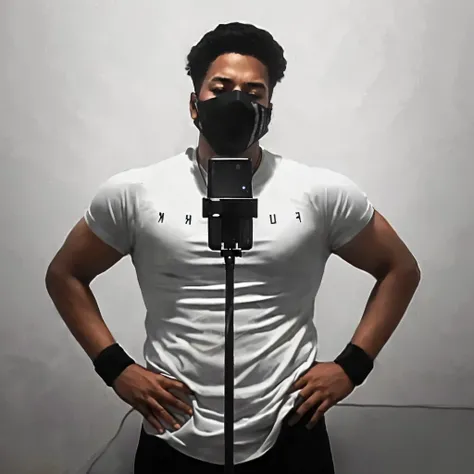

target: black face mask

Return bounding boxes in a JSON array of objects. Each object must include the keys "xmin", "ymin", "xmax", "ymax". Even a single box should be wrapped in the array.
[{"xmin": 193, "ymin": 90, "xmax": 272, "ymax": 157}]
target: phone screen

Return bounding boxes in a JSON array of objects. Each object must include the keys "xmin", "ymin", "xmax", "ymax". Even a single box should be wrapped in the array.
[{"xmin": 207, "ymin": 158, "xmax": 253, "ymax": 198}]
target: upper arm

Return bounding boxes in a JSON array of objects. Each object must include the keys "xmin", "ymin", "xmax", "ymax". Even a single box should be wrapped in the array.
[
  {"xmin": 46, "ymin": 172, "xmax": 137, "ymax": 284},
  {"xmin": 46, "ymin": 217, "xmax": 125, "ymax": 284},
  {"xmin": 322, "ymin": 169, "xmax": 419, "ymax": 279},
  {"xmin": 334, "ymin": 210, "xmax": 420, "ymax": 279}
]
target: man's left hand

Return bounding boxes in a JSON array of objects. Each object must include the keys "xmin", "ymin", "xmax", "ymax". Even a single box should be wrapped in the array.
[{"xmin": 288, "ymin": 362, "xmax": 355, "ymax": 429}]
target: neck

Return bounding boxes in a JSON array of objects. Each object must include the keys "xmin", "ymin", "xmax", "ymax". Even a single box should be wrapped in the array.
[{"xmin": 197, "ymin": 135, "xmax": 262, "ymax": 172}]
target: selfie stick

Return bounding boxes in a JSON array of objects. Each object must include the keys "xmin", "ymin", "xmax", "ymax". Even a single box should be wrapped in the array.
[{"xmin": 202, "ymin": 170, "xmax": 258, "ymax": 474}]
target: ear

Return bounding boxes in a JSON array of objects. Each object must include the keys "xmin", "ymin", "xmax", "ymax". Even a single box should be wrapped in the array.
[
  {"xmin": 268, "ymin": 102, "xmax": 273, "ymax": 118},
  {"xmin": 189, "ymin": 92, "xmax": 198, "ymax": 120}
]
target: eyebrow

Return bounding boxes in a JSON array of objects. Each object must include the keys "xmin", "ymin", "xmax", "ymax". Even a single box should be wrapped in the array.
[{"xmin": 209, "ymin": 76, "xmax": 267, "ymax": 91}]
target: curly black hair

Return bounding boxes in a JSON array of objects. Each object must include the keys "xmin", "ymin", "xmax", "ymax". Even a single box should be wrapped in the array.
[{"xmin": 185, "ymin": 22, "xmax": 287, "ymax": 98}]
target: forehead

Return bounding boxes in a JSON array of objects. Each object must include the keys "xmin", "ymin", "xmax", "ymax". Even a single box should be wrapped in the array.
[{"xmin": 205, "ymin": 53, "xmax": 269, "ymax": 84}]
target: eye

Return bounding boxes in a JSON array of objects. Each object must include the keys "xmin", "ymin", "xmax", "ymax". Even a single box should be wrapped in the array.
[{"xmin": 212, "ymin": 88, "xmax": 261, "ymax": 100}]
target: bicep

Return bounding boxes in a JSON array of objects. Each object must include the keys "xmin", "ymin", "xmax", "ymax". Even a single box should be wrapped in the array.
[
  {"xmin": 333, "ymin": 210, "xmax": 418, "ymax": 279},
  {"xmin": 47, "ymin": 217, "xmax": 125, "ymax": 284}
]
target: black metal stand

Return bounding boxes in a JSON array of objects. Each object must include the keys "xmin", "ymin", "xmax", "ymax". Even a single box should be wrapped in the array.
[
  {"xmin": 203, "ymin": 197, "xmax": 257, "ymax": 474},
  {"xmin": 223, "ymin": 249, "xmax": 239, "ymax": 473}
]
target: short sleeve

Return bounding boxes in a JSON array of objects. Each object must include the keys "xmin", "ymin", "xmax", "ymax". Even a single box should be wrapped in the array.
[
  {"xmin": 84, "ymin": 173, "xmax": 136, "ymax": 255},
  {"xmin": 325, "ymin": 172, "xmax": 374, "ymax": 251}
]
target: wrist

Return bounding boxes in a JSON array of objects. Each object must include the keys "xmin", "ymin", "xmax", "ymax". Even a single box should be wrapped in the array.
[
  {"xmin": 334, "ymin": 343, "xmax": 374, "ymax": 386},
  {"xmin": 93, "ymin": 343, "xmax": 135, "ymax": 387}
]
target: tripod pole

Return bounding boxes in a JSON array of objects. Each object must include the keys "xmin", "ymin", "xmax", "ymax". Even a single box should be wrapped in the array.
[
  {"xmin": 202, "ymin": 192, "xmax": 257, "ymax": 473},
  {"xmin": 223, "ymin": 251, "xmax": 236, "ymax": 474}
]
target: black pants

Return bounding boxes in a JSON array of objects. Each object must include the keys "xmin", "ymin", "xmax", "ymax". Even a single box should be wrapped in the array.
[{"xmin": 134, "ymin": 409, "xmax": 335, "ymax": 474}]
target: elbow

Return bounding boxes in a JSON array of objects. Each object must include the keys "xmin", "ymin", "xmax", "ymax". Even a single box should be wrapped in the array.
[
  {"xmin": 375, "ymin": 256, "xmax": 421, "ymax": 284},
  {"xmin": 397, "ymin": 258, "xmax": 422, "ymax": 287},
  {"xmin": 45, "ymin": 262, "xmax": 92, "ymax": 291},
  {"xmin": 379, "ymin": 254, "xmax": 421, "ymax": 286},
  {"xmin": 45, "ymin": 262, "xmax": 72, "ymax": 294},
  {"xmin": 413, "ymin": 261, "xmax": 422, "ymax": 282},
  {"xmin": 45, "ymin": 263, "xmax": 61, "ymax": 293},
  {"xmin": 407, "ymin": 254, "xmax": 421, "ymax": 281}
]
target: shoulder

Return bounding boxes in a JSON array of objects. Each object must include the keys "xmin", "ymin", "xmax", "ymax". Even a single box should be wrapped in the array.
[
  {"xmin": 276, "ymin": 155, "xmax": 359, "ymax": 193},
  {"xmin": 99, "ymin": 151, "xmax": 189, "ymax": 194}
]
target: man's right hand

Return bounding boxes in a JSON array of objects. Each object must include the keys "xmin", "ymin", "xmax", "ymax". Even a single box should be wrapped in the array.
[{"xmin": 112, "ymin": 364, "xmax": 194, "ymax": 433}]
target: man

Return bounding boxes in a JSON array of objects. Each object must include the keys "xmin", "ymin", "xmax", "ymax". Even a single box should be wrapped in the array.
[{"xmin": 45, "ymin": 22, "xmax": 421, "ymax": 474}]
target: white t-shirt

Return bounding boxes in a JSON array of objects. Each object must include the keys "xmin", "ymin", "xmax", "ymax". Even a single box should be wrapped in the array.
[{"xmin": 84, "ymin": 146, "xmax": 374, "ymax": 465}]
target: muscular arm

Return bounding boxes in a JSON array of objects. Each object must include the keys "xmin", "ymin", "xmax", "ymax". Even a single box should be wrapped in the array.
[
  {"xmin": 45, "ymin": 218, "xmax": 125, "ymax": 360},
  {"xmin": 334, "ymin": 210, "xmax": 421, "ymax": 360}
]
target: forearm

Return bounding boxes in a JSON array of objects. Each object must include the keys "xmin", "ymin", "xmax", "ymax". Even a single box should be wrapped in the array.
[
  {"xmin": 350, "ymin": 265, "xmax": 421, "ymax": 360},
  {"xmin": 45, "ymin": 269, "xmax": 116, "ymax": 360}
]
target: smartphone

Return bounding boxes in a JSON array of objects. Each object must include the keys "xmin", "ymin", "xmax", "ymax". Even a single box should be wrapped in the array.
[
  {"xmin": 207, "ymin": 158, "xmax": 253, "ymax": 198},
  {"xmin": 207, "ymin": 158, "xmax": 254, "ymax": 251}
]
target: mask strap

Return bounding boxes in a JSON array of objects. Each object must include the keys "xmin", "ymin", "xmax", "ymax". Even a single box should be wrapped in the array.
[
  {"xmin": 193, "ymin": 94, "xmax": 202, "ymax": 130},
  {"xmin": 247, "ymin": 103, "xmax": 261, "ymax": 148}
]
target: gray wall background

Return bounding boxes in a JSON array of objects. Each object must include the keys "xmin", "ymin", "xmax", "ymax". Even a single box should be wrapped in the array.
[{"xmin": 1, "ymin": 1, "xmax": 473, "ymax": 473}]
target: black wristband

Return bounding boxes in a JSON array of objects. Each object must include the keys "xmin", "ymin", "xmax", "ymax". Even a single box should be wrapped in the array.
[
  {"xmin": 334, "ymin": 343, "xmax": 374, "ymax": 386},
  {"xmin": 93, "ymin": 343, "xmax": 135, "ymax": 387}
]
